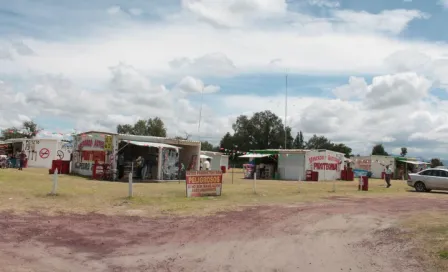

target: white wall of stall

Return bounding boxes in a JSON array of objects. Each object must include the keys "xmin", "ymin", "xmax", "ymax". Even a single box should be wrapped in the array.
[
  {"xmin": 277, "ymin": 152, "xmax": 306, "ymax": 180},
  {"xmin": 305, "ymin": 150, "xmax": 345, "ymax": 181},
  {"xmin": 23, "ymin": 139, "xmax": 71, "ymax": 169},
  {"xmin": 200, "ymin": 151, "xmax": 229, "ymax": 170}
]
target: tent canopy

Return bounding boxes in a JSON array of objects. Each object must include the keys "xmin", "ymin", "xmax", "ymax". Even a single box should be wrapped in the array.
[
  {"xmin": 239, "ymin": 154, "xmax": 270, "ymax": 158},
  {"xmin": 123, "ymin": 140, "xmax": 180, "ymax": 150},
  {"xmin": 399, "ymin": 160, "xmax": 430, "ymax": 165}
]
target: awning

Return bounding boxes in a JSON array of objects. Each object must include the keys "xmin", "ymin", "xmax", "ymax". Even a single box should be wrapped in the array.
[
  {"xmin": 239, "ymin": 154, "xmax": 270, "ymax": 158},
  {"xmin": 200, "ymin": 154, "xmax": 212, "ymax": 159},
  {"xmin": 123, "ymin": 140, "xmax": 180, "ymax": 150},
  {"xmin": 400, "ymin": 160, "xmax": 430, "ymax": 165}
]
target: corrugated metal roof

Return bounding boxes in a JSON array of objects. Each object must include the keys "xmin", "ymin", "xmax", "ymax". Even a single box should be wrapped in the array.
[
  {"xmin": 201, "ymin": 151, "xmax": 226, "ymax": 156},
  {"xmin": 118, "ymin": 134, "xmax": 201, "ymax": 146}
]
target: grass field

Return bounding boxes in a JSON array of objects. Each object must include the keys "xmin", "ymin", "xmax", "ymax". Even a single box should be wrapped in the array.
[
  {"xmin": 2, "ymin": 168, "xmax": 448, "ymax": 270},
  {"xmin": 0, "ymin": 167, "xmax": 419, "ymax": 216}
]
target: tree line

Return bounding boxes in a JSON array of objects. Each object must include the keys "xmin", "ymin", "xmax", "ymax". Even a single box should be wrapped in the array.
[
  {"xmin": 0, "ymin": 121, "xmax": 40, "ymax": 140},
  {"xmin": 0, "ymin": 113, "xmax": 443, "ymax": 168}
]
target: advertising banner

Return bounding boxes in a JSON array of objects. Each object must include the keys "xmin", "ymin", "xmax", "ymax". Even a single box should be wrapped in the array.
[{"xmin": 186, "ymin": 170, "xmax": 223, "ymax": 197}]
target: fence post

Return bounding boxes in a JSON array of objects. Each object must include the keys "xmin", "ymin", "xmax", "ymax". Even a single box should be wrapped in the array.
[
  {"xmin": 128, "ymin": 162, "xmax": 133, "ymax": 198},
  {"xmin": 51, "ymin": 168, "xmax": 58, "ymax": 195},
  {"xmin": 253, "ymin": 172, "xmax": 257, "ymax": 194}
]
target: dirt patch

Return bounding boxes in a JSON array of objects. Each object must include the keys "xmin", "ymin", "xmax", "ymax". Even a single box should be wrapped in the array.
[{"xmin": 1, "ymin": 197, "xmax": 447, "ymax": 272}]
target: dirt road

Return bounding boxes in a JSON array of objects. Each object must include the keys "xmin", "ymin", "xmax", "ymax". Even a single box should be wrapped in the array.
[{"xmin": 1, "ymin": 197, "xmax": 446, "ymax": 272}]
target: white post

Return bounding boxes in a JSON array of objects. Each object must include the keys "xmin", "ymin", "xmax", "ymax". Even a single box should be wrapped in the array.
[
  {"xmin": 253, "ymin": 172, "xmax": 257, "ymax": 194},
  {"xmin": 128, "ymin": 162, "xmax": 133, "ymax": 198},
  {"xmin": 51, "ymin": 168, "xmax": 58, "ymax": 195}
]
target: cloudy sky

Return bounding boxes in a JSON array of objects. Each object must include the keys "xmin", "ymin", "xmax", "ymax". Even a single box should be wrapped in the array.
[{"xmin": 1, "ymin": 0, "xmax": 448, "ymax": 158}]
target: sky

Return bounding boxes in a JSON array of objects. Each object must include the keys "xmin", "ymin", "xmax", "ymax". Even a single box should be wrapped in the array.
[{"xmin": 1, "ymin": 0, "xmax": 448, "ymax": 159}]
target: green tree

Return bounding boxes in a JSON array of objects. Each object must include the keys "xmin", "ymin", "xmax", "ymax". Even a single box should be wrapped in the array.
[
  {"xmin": 116, "ymin": 117, "xmax": 167, "ymax": 137},
  {"xmin": 201, "ymin": 141, "xmax": 215, "ymax": 151},
  {"xmin": 219, "ymin": 132, "xmax": 234, "ymax": 150},
  {"xmin": 1, "ymin": 121, "xmax": 40, "ymax": 140},
  {"xmin": 133, "ymin": 120, "xmax": 148, "ymax": 135},
  {"xmin": 305, "ymin": 135, "xmax": 332, "ymax": 149},
  {"xmin": 117, "ymin": 124, "xmax": 133, "ymax": 134},
  {"xmin": 400, "ymin": 147, "xmax": 408, "ymax": 157},
  {"xmin": 372, "ymin": 144, "xmax": 388, "ymax": 156},
  {"xmin": 229, "ymin": 110, "xmax": 293, "ymax": 150},
  {"xmin": 293, "ymin": 131, "xmax": 305, "ymax": 149},
  {"xmin": 305, "ymin": 134, "xmax": 352, "ymax": 157},
  {"xmin": 147, "ymin": 117, "xmax": 167, "ymax": 137},
  {"xmin": 430, "ymin": 158, "xmax": 443, "ymax": 168}
]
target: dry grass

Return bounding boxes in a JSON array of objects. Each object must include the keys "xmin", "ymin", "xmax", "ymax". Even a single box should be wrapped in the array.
[
  {"xmin": 0, "ymin": 167, "xmax": 414, "ymax": 216},
  {"xmin": 402, "ymin": 212, "xmax": 448, "ymax": 271}
]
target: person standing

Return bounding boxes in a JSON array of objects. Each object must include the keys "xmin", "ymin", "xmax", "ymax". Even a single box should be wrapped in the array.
[
  {"xmin": 18, "ymin": 151, "xmax": 27, "ymax": 171},
  {"xmin": 385, "ymin": 165, "xmax": 393, "ymax": 188},
  {"xmin": 204, "ymin": 158, "xmax": 211, "ymax": 170},
  {"xmin": 117, "ymin": 152, "xmax": 125, "ymax": 179}
]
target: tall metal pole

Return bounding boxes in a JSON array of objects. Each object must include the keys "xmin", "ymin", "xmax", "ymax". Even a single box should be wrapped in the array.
[
  {"xmin": 198, "ymin": 85, "xmax": 204, "ymax": 142},
  {"xmin": 284, "ymin": 72, "xmax": 288, "ymax": 149}
]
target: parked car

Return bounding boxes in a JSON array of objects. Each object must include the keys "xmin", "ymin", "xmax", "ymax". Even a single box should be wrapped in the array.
[{"xmin": 408, "ymin": 168, "xmax": 448, "ymax": 192}]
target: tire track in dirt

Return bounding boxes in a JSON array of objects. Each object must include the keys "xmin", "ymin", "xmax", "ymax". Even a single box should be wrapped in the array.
[{"xmin": 1, "ymin": 197, "xmax": 447, "ymax": 272}]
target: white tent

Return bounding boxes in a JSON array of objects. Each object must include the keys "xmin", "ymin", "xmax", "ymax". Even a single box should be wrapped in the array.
[{"xmin": 239, "ymin": 154, "xmax": 269, "ymax": 158}]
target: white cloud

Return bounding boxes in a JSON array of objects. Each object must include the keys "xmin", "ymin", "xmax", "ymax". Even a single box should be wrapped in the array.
[
  {"xmin": 107, "ymin": 5, "xmax": 122, "ymax": 15},
  {"xmin": 128, "ymin": 8, "xmax": 143, "ymax": 16},
  {"xmin": 12, "ymin": 41, "xmax": 35, "ymax": 56},
  {"xmin": 2, "ymin": 1, "xmax": 448, "ymax": 159},
  {"xmin": 332, "ymin": 76, "xmax": 368, "ymax": 100},
  {"xmin": 174, "ymin": 76, "xmax": 220, "ymax": 94},
  {"xmin": 181, "ymin": 0, "xmax": 287, "ymax": 27},
  {"xmin": 385, "ymin": 50, "xmax": 448, "ymax": 90},
  {"xmin": 439, "ymin": 0, "xmax": 448, "ymax": 8},
  {"xmin": 333, "ymin": 72, "xmax": 432, "ymax": 110},
  {"xmin": 331, "ymin": 9, "xmax": 429, "ymax": 35},
  {"xmin": 169, "ymin": 52, "xmax": 236, "ymax": 77},
  {"xmin": 365, "ymin": 72, "xmax": 432, "ymax": 109},
  {"xmin": 308, "ymin": 0, "xmax": 340, "ymax": 8}
]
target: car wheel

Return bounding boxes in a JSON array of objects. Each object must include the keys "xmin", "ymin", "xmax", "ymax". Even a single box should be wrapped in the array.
[{"xmin": 414, "ymin": 182, "xmax": 427, "ymax": 192}]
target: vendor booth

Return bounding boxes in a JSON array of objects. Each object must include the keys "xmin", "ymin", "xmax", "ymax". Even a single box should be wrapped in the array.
[
  {"xmin": 351, "ymin": 155, "xmax": 429, "ymax": 179},
  {"xmin": 240, "ymin": 153, "xmax": 277, "ymax": 179},
  {"xmin": 72, "ymin": 131, "xmax": 201, "ymax": 182},
  {"xmin": 200, "ymin": 151, "xmax": 229, "ymax": 172},
  {"xmin": 5, "ymin": 138, "xmax": 72, "ymax": 169},
  {"xmin": 394, "ymin": 157, "xmax": 430, "ymax": 180},
  {"xmin": 351, "ymin": 155, "xmax": 396, "ymax": 178},
  {"xmin": 240, "ymin": 149, "xmax": 345, "ymax": 181}
]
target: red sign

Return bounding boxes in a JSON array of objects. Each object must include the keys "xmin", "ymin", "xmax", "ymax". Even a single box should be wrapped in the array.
[
  {"xmin": 186, "ymin": 170, "xmax": 223, "ymax": 197},
  {"xmin": 78, "ymin": 139, "xmax": 105, "ymax": 149},
  {"xmin": 39, "ymin": 148, "xmax": 50, "ymax": 159},
  {"xmin": 313, "ymin": 162, "xmax": 338, "ymax": 170}
]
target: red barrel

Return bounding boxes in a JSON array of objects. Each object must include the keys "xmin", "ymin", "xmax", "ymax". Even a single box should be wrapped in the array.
[
  {"xmin": 358, "ymin": 176, "xmax": 369, "ymax": 191},
  {"xmin": 341, "ymin": 170, "xmax": 347, "ymax": 180},
  {"xmin": 311, "ymin": 171, "xmax": 319, "ymax": 181},
  {"xmin": 347, "ymin": 169, "xmax": 354, "ymax": 181},
  {"xmin": 306, "ymin": 170, "xmax": 312, "ymax": 181},
  {"xmin": 221, "ymin": 165, "xmax": 226, "ymax": 174}
]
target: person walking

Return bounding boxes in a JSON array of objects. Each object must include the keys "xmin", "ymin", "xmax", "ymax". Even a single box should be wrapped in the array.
[
  {"xmin": 18, "ymin": 151, "xmax": 27, "ymax": 171},
  {"xmin": 385, "ymin": 165, "xmax": 393, "ymax": 188}
]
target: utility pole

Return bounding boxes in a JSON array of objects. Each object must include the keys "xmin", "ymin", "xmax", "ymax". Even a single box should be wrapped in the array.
[
  {"xmin": 284, "ymin": 72, "xmax": 288, "ymax": 149},
  {"xmin": 198, "ymin": 85, "xmax": 204, "ymax": 142}
]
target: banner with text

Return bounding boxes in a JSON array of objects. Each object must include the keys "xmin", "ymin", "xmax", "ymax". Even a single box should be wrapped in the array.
[{"xmin": 186, "ymin": 170, "xmax": 223, "ymax": 198}]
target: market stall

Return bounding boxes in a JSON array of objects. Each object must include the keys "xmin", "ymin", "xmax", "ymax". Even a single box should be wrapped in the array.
[{"xmin": 239, "ymin": 153, "xmax": 275, "ymax": 179}]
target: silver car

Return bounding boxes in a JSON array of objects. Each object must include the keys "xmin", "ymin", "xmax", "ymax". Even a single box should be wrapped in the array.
[{"xmin": 408, "ymin": 168, "xmax": 448, "ymax": 192}]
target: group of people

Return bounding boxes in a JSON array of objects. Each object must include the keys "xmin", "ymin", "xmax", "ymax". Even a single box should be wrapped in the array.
[{"xmin": 0, "ymin": 151, "xmax": 27, "ymax": 170}]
